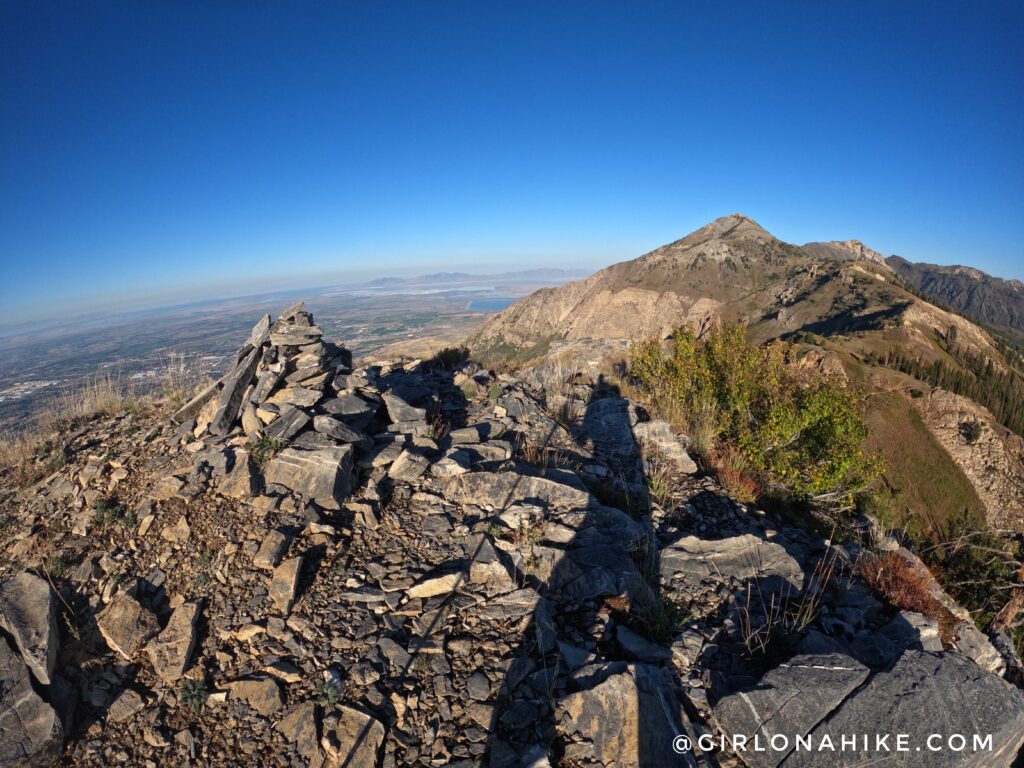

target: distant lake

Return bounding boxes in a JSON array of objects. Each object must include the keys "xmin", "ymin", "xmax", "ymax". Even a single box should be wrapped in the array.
[{"xmin": 468, "ymin": 298, "xmax": 516, "ymax": 312}]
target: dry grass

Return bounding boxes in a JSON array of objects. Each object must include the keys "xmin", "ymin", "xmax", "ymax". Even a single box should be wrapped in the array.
[
  {"xmin": 38, "ymin": 372, "xmax": 137, "ymax": 432},
  {"xmin": 739, "ymin": 547, "xmax": 843, "ymax": 658},
  {"xmin": 857, "ymin": 550, "xmax": 959, "ymax": 643},
  {"xmin": 0, "ymin": 372, "xmax": 140, "ymax": 486},
  {"xmin": 714, "ymin": 445, "xmax": 762, "ymax": 503},
  {"xmin": 159, "ymin": 352, "xmax": 211, "ymax": 408}
]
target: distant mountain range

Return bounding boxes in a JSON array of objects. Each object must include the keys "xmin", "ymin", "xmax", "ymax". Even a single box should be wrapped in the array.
[
  {"xmin": 362, "ymin": 268, "xmax": 588, "ymax": 288},
  {"xmin": 887, "ymin": 256, "xmax": 1024, "ymax": 339}
]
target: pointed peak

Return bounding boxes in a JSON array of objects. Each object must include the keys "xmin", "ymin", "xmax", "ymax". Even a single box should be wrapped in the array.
[
  {"xmin": 706, "ymin": 213, "xmax": 768, "ymax": 235},
  {"xmin": 672, "ymin": 213, "xmax": 774, "ymax": 248}
]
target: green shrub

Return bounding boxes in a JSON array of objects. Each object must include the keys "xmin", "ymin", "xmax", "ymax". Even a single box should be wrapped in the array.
[
  {"xmin": 960, "ymin": 420, "xmax": 984, "ymax": 445},
  {"xmin": 630, "ymin": 325, "xmax": 880, "ymax": 509}
]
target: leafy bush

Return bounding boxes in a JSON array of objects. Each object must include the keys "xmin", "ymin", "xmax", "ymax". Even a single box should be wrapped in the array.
[{"xmin": 630, "ymin": 325, "xmax": 880, "ymax": 508}]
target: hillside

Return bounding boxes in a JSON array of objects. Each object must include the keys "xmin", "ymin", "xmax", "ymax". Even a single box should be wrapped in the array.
[
  {"xmin": 887, "ymin": 255, "xmax": 1024, "ymax": 340},
  {"xmin": 1, "ymin": 304, "xmax": 1023, "ymax": 767},
  {"xmin": 469, "ymin": 215, "xmax": 1024, "ymax": 538}
]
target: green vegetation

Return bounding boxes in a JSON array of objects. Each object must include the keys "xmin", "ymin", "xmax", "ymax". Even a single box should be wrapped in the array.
[
  {"xmin": 960, "ymin": 420, "xmax": 984, "ymax": 444},
  {"xmin": 315, "ymin": 680, "xmax": 341, "ymax": 708},
  {"xmin": 250, "ymin": 436, "xmax": 285, "ymax": 467},
  {"xmin": 880, "ymin": 345, "xmax": 1024, "ymax": 436},
  {"xmin": 861, "ymin": 392, "xmax": 985, "ymax": 538},
  {"xmin": 630, "ymin": 325, "xmax": 880, "ymax": 510},
  {"xmin": 179, "ymin": 678, "xmax": 209, "ymax": 713},
  {"xmin": 95, "ymin": 497, "xmax": 135, "ymax": 528}
]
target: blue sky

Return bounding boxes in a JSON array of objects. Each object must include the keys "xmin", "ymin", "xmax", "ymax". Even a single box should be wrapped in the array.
[{"xmin": 2, "ymin": 1, "xmax": 1022, "ymax": 322}]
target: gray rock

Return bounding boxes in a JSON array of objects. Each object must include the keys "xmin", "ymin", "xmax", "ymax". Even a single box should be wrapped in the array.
[
  {"xmin": 146, "ymin": 601, "xmax": 201, "ymax": 682},
  {"xmin": 312, "ymin": 415, "xmax": 368, "ymax": 446},
  {"xmin": 616, "ymin": 625, "xmax": 672, "ymax": 663},
  {"xmin": 107, "ymin": 689, "xmax": 146, "ymax": 723},
  {"xmin": 263, "ymin": 445, "xmax": 354, "ymax": 509},
  {"xmin": 714, "ymin": 653, "xmax": 870, "ymax": 768},
  {"xmin": 381, "ymin": 391, "xmax": 426, "ymax": 423},
  {"xmin": 443, "ymin": 472, "xmax": 590, "ymax": 510},
  {"xmin": 458, "ymin": 441, "xmax": 514, "ymax": 465},
  {"xmin": 253, "ymin": 530, "xmax": 290, "ymax": 570},
  {"xmin": 319, "ymin": 393, "xmax": 377, "ymax": 427},
  {"xmin": 659, "ymin": 533, "xmax": 805, "ymax": 594},
  {"xmin": 879, "ymin": 611, "xmax": 943, "ymax": 653},
  {"xmin": 387, "ymin": 450, "xmax": 429, "ymax": 483},
  {"xmin": 209, "ymin": 346, "xmax": 262, "ymax": 436},
  {"xmin": 430, "ymin": 449, "xmax": 470, "ymax": 477},
  {"xmin": 0, "ymin": 639, "xmax": 63, "ymax": 768},
  {"xmin": 249, "ymin": 313, "xmax": 272, "ymax": 346},
  {"xmin": 263, "ymin": 405, "xmax": 311, "ymax": 442},
  {"xmin": 784, "ymin": 651, "xmax": 1024, "ymax": 767},
  {"xmin": 0, "ymin": 572, "xmax": 59, "ymax": 685},
  {"xmin": 632, "ymin": 419, "xmax": 698, "ymax": 473}
]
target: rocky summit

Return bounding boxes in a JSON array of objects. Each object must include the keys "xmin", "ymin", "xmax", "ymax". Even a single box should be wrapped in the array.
[{"xmin": 1, "ymin": 304, "xmax": 1023, "ymax": 767}]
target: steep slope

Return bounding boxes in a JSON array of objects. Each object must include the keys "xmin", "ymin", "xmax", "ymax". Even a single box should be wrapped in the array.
[{"xmin": 888, "ymin": 255, "xmax": 1024, "ymax": 338}]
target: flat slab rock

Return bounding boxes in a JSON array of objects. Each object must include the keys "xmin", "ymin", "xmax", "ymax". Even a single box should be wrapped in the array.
[
  {"xmin": 782, "ymin": 650, "xmax": 1024, "ymax": 768},
  {"xmin": 0, "ymin": 638, "xmax": 63, "ymax": 768},
  {"xmin": 96, "ymin": 592, "xmax": 160, "ymax": 661},
  {"xmin": 714, "ymin": 652, "xmax": 871, "ymax": 768},
  {"xmin": 263, "ymin": 445, "xmax": 353, "ymax": 509},
  {"xmin": 0, "ymin": 572, "xmax": 59, "ymax": 685},
  {"xmin": 443, "ymin": 471, "xmax": 590, "ymax": 510},
  {"xmin": 326, "ymin": 705, "xmax": 385, "ymax": 768},
  {"xmin": 659, "ymin": 533, "xmax": 805, "ymax": 593}
]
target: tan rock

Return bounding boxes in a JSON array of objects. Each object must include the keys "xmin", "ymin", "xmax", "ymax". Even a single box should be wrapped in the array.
[
  {"xmin": 271, "ymin": 557, "xmax": 303, "ymax": 614},
  {"xmin": 228, "ymin": 677, "xmax": 283, "ymax": 716},
  {"xmin": 406, "ymin": 572, "xmax": 465, "ymax": 599},
  {"xmin": 275, "ymin": 701, "xmax": 323, "ymax": 768},
  {"xmin": 96, "ymin": 593, "xmax": 159, "ymax": 660},
  {"xmin": 146, "ymin": 601, "xmax": 201, "ymax": 682}
]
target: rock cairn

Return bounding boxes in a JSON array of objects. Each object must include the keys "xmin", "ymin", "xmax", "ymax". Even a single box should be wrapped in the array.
[{"xmin": 170, "ymin": 302, "xmax": 435, "ymax": 510}]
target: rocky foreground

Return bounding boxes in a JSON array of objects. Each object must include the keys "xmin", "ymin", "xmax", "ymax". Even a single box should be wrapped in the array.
[{"xmin": 1, "ymin": 304, "xmax": 1023, "ymax": 768}]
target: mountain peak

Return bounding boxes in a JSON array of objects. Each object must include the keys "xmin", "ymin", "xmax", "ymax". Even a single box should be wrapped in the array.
[{"xmin": 704, "ymin": 213, "xmax": 769, "ymax": 237}]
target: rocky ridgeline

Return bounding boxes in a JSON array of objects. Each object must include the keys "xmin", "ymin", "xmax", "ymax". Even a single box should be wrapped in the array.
[{"xmin": 1, "ymin": 305, "xmax": 1023, "ymax": 768}]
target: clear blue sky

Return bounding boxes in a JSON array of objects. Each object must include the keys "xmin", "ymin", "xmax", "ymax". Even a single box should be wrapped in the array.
[{"xmin": 2, "ymin": 1, "xmax": 1022, "ymax": 322}]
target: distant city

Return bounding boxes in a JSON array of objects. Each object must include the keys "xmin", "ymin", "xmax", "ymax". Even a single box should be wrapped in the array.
[{"xmin": 0, "ymin": 269, "xmax": 585, "ymax": 431}]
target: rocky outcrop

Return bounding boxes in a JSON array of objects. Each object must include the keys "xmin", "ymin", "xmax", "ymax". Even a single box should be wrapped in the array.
[
  {"xmin": 784, "ymin": 651, "xmax": 1024, "ymax": 767},
  {"xmin": 0, "ymin": 573, "xmax": 59, "ymax": 686},
  {"xmin": 915, "ymin": 388, "xmax": 1024, "ymax": 530},
  {"xmin": 0, "ymin": 639, "xmax": 63, "ymax": 768}
]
